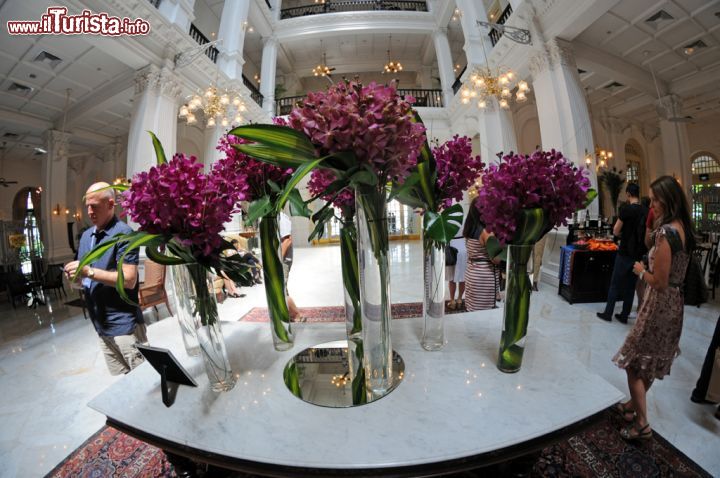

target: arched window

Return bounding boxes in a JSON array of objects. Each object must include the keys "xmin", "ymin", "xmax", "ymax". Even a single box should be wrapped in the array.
[{"xmin": 691, "ymin": 154, "xmax": 720, "ymax": 175}]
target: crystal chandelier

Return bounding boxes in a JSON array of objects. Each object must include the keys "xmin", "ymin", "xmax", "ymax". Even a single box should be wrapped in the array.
[
  {"xmin": 383, "ymin": 35, "xmax": 403, "ymax": 74},
  {"xmin": 178, "ymin": 83, "xmax": 247, "ymax": 128},
  {"xmin": 312, "ymin": 40, "xmax": 332, "ymax": 77},
  {"xmin": 461, "ymin": 66, "xmax": 529, "ymax": 109}
]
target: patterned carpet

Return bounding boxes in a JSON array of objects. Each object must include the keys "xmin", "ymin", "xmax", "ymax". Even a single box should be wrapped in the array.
[
  {"xmin": 239, "ymin": 301, "xmax": 471, "ymax": 322},
  {"xmin": 46, "ymin": 409, "xmax": 711, "ymax": 478}
]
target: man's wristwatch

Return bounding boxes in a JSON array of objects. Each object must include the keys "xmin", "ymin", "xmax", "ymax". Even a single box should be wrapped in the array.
[{"xmin": 87, "ymin": 267, "xmax": 95, "ymax": 279}]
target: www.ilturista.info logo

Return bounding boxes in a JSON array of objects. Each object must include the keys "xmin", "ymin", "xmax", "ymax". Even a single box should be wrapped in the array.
[{"xmin": 7, "ymin": 7, "xmax": 150, "ymax": 36}]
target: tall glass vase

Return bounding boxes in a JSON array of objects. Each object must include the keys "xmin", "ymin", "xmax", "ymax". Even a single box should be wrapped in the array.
[
  {"xmin": 422, "ymin": 240, "xmax": 445, "ymax": 350},
  {"xmin": 182, "ymin": 263, "xmax": 236, "ymax": 391},
  {"xmin": 259, "ymin": 215, "xmax": 294, "ymax": 351},
  {"xmin": 497, "ymin": 244, "xmax": 534, "ymax": 373},
  {"xmin": 339, "ymin": 221, "xmax": 366, "ymax": 404},
  {"xmin": 356, "ymin": 188, "xmax": 393, "ymax": 397},
  {"xmin": 167, "ymin": 265, "xmax": 200, "ymax": 356}
]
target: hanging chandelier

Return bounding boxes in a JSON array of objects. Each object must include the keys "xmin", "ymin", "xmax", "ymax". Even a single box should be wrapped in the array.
[
  {"xmin": 383, "ymin": 35, "xmax": 403, "ymax": 74},
  {"xmin": 312, "ymin": 40, "xmax": 333, "ymax": 77},
  {"xmin": 178, "ymin": 83, "xmax": 247, "ymax": 128},
  {"xmin": 461, "ymin": 66, "xmax": 529, "ymax": 109}
]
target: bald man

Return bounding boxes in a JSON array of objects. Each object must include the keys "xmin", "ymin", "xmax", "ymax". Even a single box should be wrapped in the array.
[{"xmin": 64, "ymin": 182, "xmax": 146, "ymax": 375}]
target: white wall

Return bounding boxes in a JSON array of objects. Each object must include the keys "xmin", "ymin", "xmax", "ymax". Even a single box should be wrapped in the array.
[
  {"xmin": 0, "ymin": 159, "xmax": 43, "ymax": 221},
  {"xmin": 687, "ymin": 119, "xmax": 720, "ymax": 160},
  {"xmin": 192, "ymin": 0, "xmax": 220, "ymax": 38}
]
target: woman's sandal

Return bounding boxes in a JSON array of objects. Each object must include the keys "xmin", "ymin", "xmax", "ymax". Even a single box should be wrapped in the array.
[
  {"xmin": 447, "ymin": 300, "xmax": 456, "ymax": 310},
  {"xmin": 620, "ymin": 422, "xmax": 652, "ymax": 441},
  {"xmin": 613, "ymin": 402, "xmax": 636, "ymax": 423}
]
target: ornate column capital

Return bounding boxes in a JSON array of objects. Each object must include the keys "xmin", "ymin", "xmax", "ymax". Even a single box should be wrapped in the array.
[
  {"xmin": 44, "ymin": 129, "xmax": 71, "ymax": 160},
  {"xmin": 433, "ymin": 27, "xmax": 449, "ymax": 39},
  {"xmin": 528, "ymin": 50, "xmax": 551, "ymax": 78},
  {"xmin": 262, "ymin": 35, "xmax": 278, "ymax": 48},
  {"xmin": 134, "ymin": 65, "xmax": 182, "ymax": 100},
  {"xmin": 546, "ymin": 38, "xmax": 576, "ymax": 69},
  {"xmin": 642, "ymin": 124, "xmax": 661, "ymax": 142},
  {"xmin": 656, "ymin": 94, "xmax": 683, "ymax": 120}
]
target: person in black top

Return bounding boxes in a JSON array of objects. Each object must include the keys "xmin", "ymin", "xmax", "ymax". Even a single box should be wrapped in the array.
[{"xmin": 598, "ymin": 183, "xmax": 648, "ymax": 323}]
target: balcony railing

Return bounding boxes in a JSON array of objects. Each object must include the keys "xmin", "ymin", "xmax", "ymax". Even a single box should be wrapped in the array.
[
  {"xmin": 242, "ymin": 75, "xmax": 264, "ymax": 106},
  {"xmin": 147, "ymin": 0, "xmax": 161, "ymax": 7},
  {"xmin": 276, "ymin": 95, "xmax": 305, "ymax": 116},
  {"xmin": 398, "ymin": 88, "xmax": 443, "ymax": 107},
  {"xmin": 276, "ymin": 88, "xmax": 442, "ymax": 115},
  {"xmin": 281, "ymin": 1, "xmax": 427, "ymax": 20},
  {"xmin": 489, "ymin": 4, "xmax": 513, "ymax": 47},
  {"xmin": 452, "ymin": 65, "xmax": 467, "ymax": 95},
  {"xmin": 189, "ymin": 23, "xmax": 219, "ymax": 63}
]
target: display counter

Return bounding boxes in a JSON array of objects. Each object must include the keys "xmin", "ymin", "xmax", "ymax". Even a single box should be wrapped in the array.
[
  {"xmin": 558, "ymin": 245, "xmax": 616, "ymax": 304},
  {"xmin": 88, "ymin": 310, "xmax": 623, "ymax": 476}
]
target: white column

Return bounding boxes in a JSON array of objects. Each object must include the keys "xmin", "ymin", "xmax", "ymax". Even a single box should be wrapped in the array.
[
  {"xmin": 260, "ymin": 36, "xmax": 278, "ymax": 116},
  {"xmin": 642, "ymin": 125, "xmax": 662, "ymax": 189},
  {"xmin": 418, "ymin": 66, "xmax": 433, "ymax": 89},
  {"xmin": 658, "ymin": 95, "xmax": 692, "ymax": 195},
  {"xmin": 203, "ymin": 125, "xmax": 225, "ymax": 171},
  {"xmin": 217, "ymin": 0, "xmax": 250, "ymax": 80},
  {"xmin": 456, "ymin": 0, "xmax": 492, "ymax": 66},
  {"xmin": 530, "ymin": 38, "xmax": 597, "ymax": 214},
  {"xmin": 158, "ymin": 0, "xmax": 195, "ymax": 32},
  {"xmin": 41, "ymin": 130, "xmax": 74, "ymax": 262},
  {"xmin": 433, "ymin": 28, "xmax": 455, "ymax": 107},
  {"xmin": 126, "ymin": 65, "xmax": 182, "ymax": 178},
  {"xmin": 477, "ymin": 99, "xmax": 518, "ymax": 164}
]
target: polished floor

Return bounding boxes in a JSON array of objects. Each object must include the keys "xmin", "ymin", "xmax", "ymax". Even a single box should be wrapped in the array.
[{"xmin": 0, "ymin": 241, "xmax": 718, "ymax": 477}]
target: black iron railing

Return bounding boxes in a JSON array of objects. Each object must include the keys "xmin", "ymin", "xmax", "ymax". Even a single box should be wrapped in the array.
[
  {"xmin": 489, "ymin": 4, "xmax": 513, "ymax": 47},
  {"xmin": 242, "ymin": 75, "xmax": 264, "ymax": 106},
  {"xmin": 147, "ymin": 0, "xmax": 161, "ymax": 7},
  {"xmin": 452, "ymin": 65, "xmax": 467, "ymax": 94},
  {"xmin": 281, "ymin": 1, "xmax": 427, "ymax": 19},
  {"xmin": 189, "ymin": 23, "xmax": 219, "ymax": 63},
  {"xmin": 276, "ymin": 95, "xmax": 305, "ymax": 115},
  {"xmin": 265, "ymin": 0, "xmax": 273, "ymax": 9},
  {"xmin": 398, "ymin": 88, "xmax": 443, "ymax": 107}
]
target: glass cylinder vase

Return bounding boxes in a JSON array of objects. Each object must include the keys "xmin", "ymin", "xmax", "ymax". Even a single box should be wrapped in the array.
[
  {"xmin": 167, "ymin": 265, "xmax": 200, "ymax": 356},
  {"xmin": 422, "ymin": 240, "xmax": 445, "ymax": 350},
  {"xmin": 182, "ymin": 263, "xmax": 236, "ymax": 391},
  {"xmin": 339, "ymin": 221, "xmax": 366, "ymax": 404},
  {"xmin": 497, "ymin": 244, "xmax": 535, "ymax": 373},
  {"xmin": 355, "ymin": 188, "xmax": 393, "ymax": 397},
  {"xmin": 259, "ymin": 215, "xmax": 294, "ymax": 351}
]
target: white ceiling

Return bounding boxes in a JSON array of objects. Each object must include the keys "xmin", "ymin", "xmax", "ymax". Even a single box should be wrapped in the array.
[
  {"xmin": 574, "ymin": 0, "xmax": 720, "ymax": 123},
  {"xmin": 0, "ymin": 1, "xmax": 134, "ymax": 163}
]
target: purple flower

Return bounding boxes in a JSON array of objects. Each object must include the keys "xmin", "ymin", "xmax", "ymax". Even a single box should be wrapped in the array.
[
  {"xmin": 477, "ymin": 150, "xmax": 590, "ymax": 244},
  {"xmin": 122, "ymin": 153, "xmax": 246, "ymax": 257},
  {"xmin": 214, "ymin": 133, "xmax": 294, "ymax": 202},
  {"xmin": 288, "ymin": 80, "xmax": 426, "ymax": 184},
  {"xmin": 432, "ymin": 135, "xmax": 484, "ymax": 209},
  {"xmin": 307, "ymin": 169, "xmax": 355, "ymax": 219}
]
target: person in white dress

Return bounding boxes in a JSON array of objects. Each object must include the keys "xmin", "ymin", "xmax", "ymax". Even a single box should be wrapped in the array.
[{"xmin": 446, "ymin": 236, "xmax": 467, "ymax": 309}]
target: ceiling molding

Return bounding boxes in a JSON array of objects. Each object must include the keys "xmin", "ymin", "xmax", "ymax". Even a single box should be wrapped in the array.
[
  {"xmin": 272, "ymin": 12, "xmax": 436, "ymax": 40},
  {"xmin": 573, "ymin": 41, "xmax": 668, "ymax": 98},
  {"xmin": 56, "ymin": 70, "xmax": 135, "ymax": 130}
]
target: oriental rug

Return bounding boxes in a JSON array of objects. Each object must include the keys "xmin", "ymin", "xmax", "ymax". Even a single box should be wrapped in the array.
[
  {"xmin": 239, "ymin": 301, "xmax": 470, "ymax": 322},
  {"xmin": 46, "ymin": 409, "xmax": 712, "ymax": 478}
]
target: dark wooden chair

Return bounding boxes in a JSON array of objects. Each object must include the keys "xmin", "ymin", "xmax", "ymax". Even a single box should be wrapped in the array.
[
  {"xmin": 4, "ymin": 271, "xmax": 34, "ymax": 308},
  {"xmin": 42, "ymin": 263, "xmax": 66, "ymax": 299},
  {"xmin": 139, "ymin": 259, "xmax": 172, "ymax": 316}
]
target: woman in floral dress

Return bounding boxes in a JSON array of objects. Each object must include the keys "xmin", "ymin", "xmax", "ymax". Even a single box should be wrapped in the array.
[{"xmin": 613, "ymin": 176, "xmax": 694, "ymax": 440}]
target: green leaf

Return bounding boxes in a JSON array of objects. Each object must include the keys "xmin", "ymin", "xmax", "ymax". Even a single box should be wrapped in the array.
[
  {"xmin": 267, "ymin": 180, "xmax": 282, "ymax": 194},
  {"xmin": 308, "ymin": 205, "xmax": 335, "ymax": 242},
  {"xmin": 246, "ymin": 196, "xmax": 274, "ymax": 224},
  {"xmin": 229, "ymin": 124, "xmax": 317, "ymax": 159},
  {"xmin": 287, "ymin": 188, "xmax": 312, "ymax": 218},
  {"xmin": 233, "ymin": 143, "xmax": 312, "ymax": 169},
  {"xmin": 582, "ymin": 188, "xmax": 598, "ymax": 209},
  {"xmin": 276, "ymin": 156, "xmax": 326, "ymax": 211},
  {"xmin": 485, "ymin": 235, "xmax": 507, "ymax": 261},
  {"xmin": 511, "ymin": 208, "xmax": 551, "ymax": 245},
  {"xmin": 145, "ymin": 243, "xmax": 188, "ymax": 266},
  {"xmin": 424, "ymin": 204, "xmax": 463, "ymax": 244},
  {"xmin": 148, "ymin": 131, "xmax": 167, "ymax": 165},
  {"xmin": 116, "ymin": 232, "xmax": 164, "ymax": 305},
  {"xmin": 348, "ymin": 169, "xmax": 378, "ymax": 187},
  {"xmin": 74, "ymin": 236, "xmax": 123, "ymax": 280}
]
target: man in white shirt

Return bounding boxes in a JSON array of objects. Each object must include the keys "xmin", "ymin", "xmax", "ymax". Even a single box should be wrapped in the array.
[{"xmin": 279, "ymin": 212, "xmax": 301, "ymax": 320}]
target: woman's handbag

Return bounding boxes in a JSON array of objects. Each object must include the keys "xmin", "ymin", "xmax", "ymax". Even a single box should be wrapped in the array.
[
  {"xmin": 685, "ymin": 252, "xmax": 709, "ymax": 306},
  {"xmin": 445, "ymin": 245, "xmax": 458, "ymax": 266}
]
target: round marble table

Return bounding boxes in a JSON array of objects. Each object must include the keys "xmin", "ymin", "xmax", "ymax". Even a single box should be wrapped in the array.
[{"xmin": 88, "ymin": 309, "xmax": 623, "ymax": 476}]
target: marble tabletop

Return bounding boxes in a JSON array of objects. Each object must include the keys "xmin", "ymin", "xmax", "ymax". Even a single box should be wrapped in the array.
[{"xmin": 88, "ymin": 309, "xmax": 624, "ymax": 474}]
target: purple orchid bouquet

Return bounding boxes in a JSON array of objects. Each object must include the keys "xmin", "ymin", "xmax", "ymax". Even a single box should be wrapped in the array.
[
  {"xmin": 477, "ymin": 149, "xmax": 592, "ymax": 245},
  {"xmin": 432, "ymin": 135, "xmax": 484, "ymax": 210},
  {"xmin": 76, "ymin": 136, "xmax": 258, "ymax": 327}
]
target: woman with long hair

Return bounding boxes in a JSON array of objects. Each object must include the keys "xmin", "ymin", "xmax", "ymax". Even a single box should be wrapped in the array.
[
  {"xmin": 463, "ymin": 198, "xmax": 500, "ymax": 311},
  {"xmin": 612, "ymin": 175, "xmax": 694, "ymax": 440}
]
